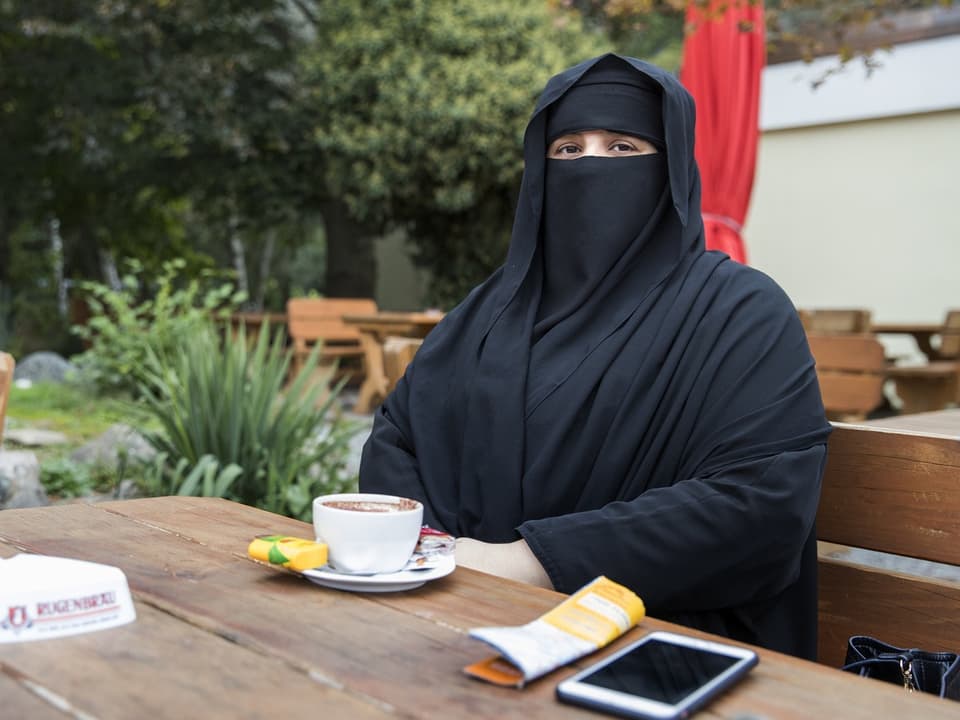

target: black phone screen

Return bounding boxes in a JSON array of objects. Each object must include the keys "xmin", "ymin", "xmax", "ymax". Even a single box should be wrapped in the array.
[{"xmin": 576, "ymin": 638, "xmax": 741, "ymax": 705}]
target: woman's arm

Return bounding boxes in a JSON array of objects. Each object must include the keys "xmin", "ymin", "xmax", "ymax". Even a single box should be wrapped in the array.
[
  {"xmin": 454, "ymin": 537, "xmax": 553, "ymax": 589},
  {"xmin": 518, "ymin": 445, "xmax": 825, "ymax": 606}
]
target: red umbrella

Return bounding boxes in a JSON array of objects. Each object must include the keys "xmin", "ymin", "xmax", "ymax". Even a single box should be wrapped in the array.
[{"xmin": 679, "ymin": 0, "xmax": 766, "ymax": 264}]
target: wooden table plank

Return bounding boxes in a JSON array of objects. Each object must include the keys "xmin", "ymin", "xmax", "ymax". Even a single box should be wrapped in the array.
[
  {"xmin": 102, "ymin": 497, "xmax": 562, "ymax": 629},
  {"xmin": 0, "ymin": 541, "xmax": 388, "ymax": 720},
  {"xmin": 0, "ymin": 504, "xmax": 591, "ymax": 719},
  {"xmin": 4, "ymin": 499, "xmax": 959, "ymax": 719},
  {"xmin": 0, "ymin": 670, "xmax": 72, "ymax": 720}
]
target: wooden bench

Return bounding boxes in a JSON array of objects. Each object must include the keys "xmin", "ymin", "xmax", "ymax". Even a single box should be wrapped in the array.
[
  {"xmin": 816, "ymin": 423, "xmax": 960, "ymax": 668},
  {"xmin": 0, "ymin": 352, "xmax": 13, "ymax": 446},
  {"xmin": 799, "ymin": 308, "xmax": 873, "ymax": 334},
  {"xmin": 285, "ymin": 298, "xmax": 377, "ymax": 383},
  {"xmin": 382, "ymin": 337, "xmax": 423, "ymax": 394},
  {"xmin": 806, "ymin": 333, "xmax": 887, "ymax": 421}
]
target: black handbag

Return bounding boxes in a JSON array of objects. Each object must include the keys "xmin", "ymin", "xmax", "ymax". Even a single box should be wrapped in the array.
[{"xmin": 841, "ymin": 635, "xmax": 960, "ymax": 700}]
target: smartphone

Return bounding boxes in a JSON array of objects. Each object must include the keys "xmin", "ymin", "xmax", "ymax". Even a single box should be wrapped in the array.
[{"xmin": 556, "ymin": 630, "xmax": 758, "ymax": 720}]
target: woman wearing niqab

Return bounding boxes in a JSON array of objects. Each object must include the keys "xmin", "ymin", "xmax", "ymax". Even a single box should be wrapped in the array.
[{"xmin": 360, "ymin": 54, "xmax": 831, "ymax": 660}]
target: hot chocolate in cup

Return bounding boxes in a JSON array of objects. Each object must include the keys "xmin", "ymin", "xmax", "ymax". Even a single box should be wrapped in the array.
[{"xmin": 312, "ymin": 493, "xmax": 423, "ymax": 575}]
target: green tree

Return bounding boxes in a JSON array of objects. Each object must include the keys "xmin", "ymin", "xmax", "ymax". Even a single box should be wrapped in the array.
[
  {"xmin": 301, "ymin": 0, "xmax": 606, "ymax": 307},
  {"xmin": 0, "ymin": 1, "xmax": 322, "ymax": 320},
  {"xmin": 550, "ymin": 0, "xmax": 958, "ymax": 75}
]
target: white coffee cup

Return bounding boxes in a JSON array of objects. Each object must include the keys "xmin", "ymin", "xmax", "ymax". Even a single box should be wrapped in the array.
[{"xmin": 312, "ymin": 493, "xmax": 423, "ymax": 575}]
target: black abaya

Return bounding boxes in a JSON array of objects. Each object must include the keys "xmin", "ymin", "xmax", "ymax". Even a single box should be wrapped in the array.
[{"xmin": 359, "ymin": 54, "xmax": 831, "ymax": 660}]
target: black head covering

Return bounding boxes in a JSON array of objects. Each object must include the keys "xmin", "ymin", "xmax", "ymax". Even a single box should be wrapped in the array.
[
  {"xmin": 361, "ymin": 54, "xmax": 830, "ymax": 660},
  {"xmin": 545, "ymin": 56, "xmax": 664, "ymax": 146}
]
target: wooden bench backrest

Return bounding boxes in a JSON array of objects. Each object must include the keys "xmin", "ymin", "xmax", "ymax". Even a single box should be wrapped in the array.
[
  {"xmin": 286, "ymin": 298, "xmax": 377, "ymax": 347},
  {"xmin": 941, "ymin": 309, "xmax": 960, "ymax": 359},
  {"xmin": 0, "ymin": 352, "xmax": 14, "ymax": 446},
  {"xmin": 806, "ymin": 333, "xmax": 886, "ymax": 419},
  {"xmin": 819, "ymin": 424, "xmax": 960, "ymax": 563},
  {"xmin": 817, "ymin": 424, "xmax": 960, "ymax": 666},
  {"xmin": 799, "ymin": 308, "xmax": 873, "ymax": 334}
]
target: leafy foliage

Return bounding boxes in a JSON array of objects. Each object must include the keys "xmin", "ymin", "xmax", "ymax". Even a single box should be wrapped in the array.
[
  {"xmin": 302, "ymin": 0, "xmax": 607, "ymax": 307},
  {"xmin": 137, "ymin": 321, "xmax": 360, "ymax": 521},
  {"xmin": 71, "ymin": 258, "xmax": 245, "ymax": 395},
  {"xmin": 0, "ymin": 1, "xmax": 324, "ymax": 327},
  {"xmin": 139, "ymin": 453, "xmax": 244, "ymax": 500},
  {"xmin": 550, "ymin": 0, "xmax": 957, "ymax": 75},
  {"xmin": 38, "ymin": 457, "xmax": 95, "ymax": 499}
]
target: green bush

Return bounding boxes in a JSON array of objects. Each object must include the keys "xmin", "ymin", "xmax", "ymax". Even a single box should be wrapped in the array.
[
  {"xmin": 39, "ymin": 455, "xmax": 128, "ymax": 499},
  {"xmin": 137, "ymin": 321, "xmax": 360, "ymax": 520},
  {"xmin": 39, "ymin": 457, "xmax": 95, "ymax": 499},
  {"xmin": 72, "ymin": 258, "xmax": 245, "ymax": 395},
  {"xmin": 139, "ymin": 453, "xmax": 244, "ymax": 499}
]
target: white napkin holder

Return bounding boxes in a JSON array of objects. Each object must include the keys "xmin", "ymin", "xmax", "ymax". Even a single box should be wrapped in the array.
[{"xmin": 0, "ymin": 554, "xmax": 136, "ymax": 643}]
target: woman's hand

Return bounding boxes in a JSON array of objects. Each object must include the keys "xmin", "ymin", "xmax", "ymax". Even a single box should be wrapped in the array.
[{"xmin": 454, "ymin": 537, "xmax": 553, "ymax": 589}]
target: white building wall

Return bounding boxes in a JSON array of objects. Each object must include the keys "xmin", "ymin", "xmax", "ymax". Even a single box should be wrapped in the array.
[{"xmin": 746, "ymin": 35, "xmax": 960, "ymax": 325}]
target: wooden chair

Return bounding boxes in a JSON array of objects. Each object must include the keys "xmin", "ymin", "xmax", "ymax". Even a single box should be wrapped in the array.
[
  {"xmin": 938, "ymin": 310, "xmax": 960, "ymax": 359},
  {"xmin": 886, "ymin": 364, "xmax": 959, "ymax": 414},
  {"xmin": 382, "ymin": 337, "xmax": 423, "ymax": 394},
  {"xmin": 816, "ymin": 423, "xmax": 960, "ymax": 667},
  {"xmin": 0, "ymin": 352, "xmax": 14, "ymax": 447},
  {"xmin": 285, "ymin": 298, "xmax": 377, "ymax": 383},
  {"xmin": 806, "ymin": 333, "xmax": 886, "ymax": 421},
  {"xmin": 799, "ymin": 308, "xmax": 873, "ymax": 335}
]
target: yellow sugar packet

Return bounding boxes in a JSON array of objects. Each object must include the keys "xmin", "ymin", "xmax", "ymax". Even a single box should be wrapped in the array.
[
  {"xmin": 247, "ymin": 535, "xmax": 328, "ymax": 572},
  {"xmin": 464, "ymin": 576, "xmax": 645, "ymax": 688}
]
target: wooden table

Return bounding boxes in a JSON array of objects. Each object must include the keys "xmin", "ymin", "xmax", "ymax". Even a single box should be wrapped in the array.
[
  {"xmin": 871, "ymin": 322, "xmax": 957, "ymax": 361},
  {"xmin": 228, "ymin": 311, "xmax": 288, "ymax": 347},
  {"xmin": 2, "ymin": 497, "xmax": 956, "ymax": 719},
  {"xmin": 860, "ymin": 408, "xmax": 960, "ymax": 437},
  {"xmin": 342, "ymin": 311, "xmax": 444, "ymax": 413}
]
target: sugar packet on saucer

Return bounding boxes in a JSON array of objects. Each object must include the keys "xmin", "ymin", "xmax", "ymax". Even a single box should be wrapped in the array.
[{"xmin": 464, "ymin": 576, "xmax": 645, "ymax": 688}]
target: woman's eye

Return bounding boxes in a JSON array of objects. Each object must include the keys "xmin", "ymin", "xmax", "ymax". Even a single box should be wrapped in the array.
[
  {"xmin": 557, "ymin": 144, "xmax": 580, "ymax": 155},
  {"xmin": 611, "ymin": 142, "xmax": 637, "ymax": 153}
]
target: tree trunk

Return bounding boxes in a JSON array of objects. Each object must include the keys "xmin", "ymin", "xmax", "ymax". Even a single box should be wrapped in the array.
[
  {"xmin": 99, "ymin": 249, "xmax": 122, "ymax": 291},
  {"xmin": 228, "ymin": 209, "xmax": 250, "ymax": 306},
  {"xmin": 49, "ymin": 217, "xmax": 67, "ymax": 318},
  {"xmin": 0, "ymin": 206, "xmax": 13, "ymax": 291},
  {"xmin": 319, "ymin": 198, "xmax": 376, "ymax": 298},
  {"xmin": 254, "ymin": 228, "xmax": 276, "ymax": 312}
]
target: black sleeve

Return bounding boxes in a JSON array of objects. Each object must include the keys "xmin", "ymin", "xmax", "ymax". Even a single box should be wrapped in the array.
[
  {"xmin": 358, "ymin": 372, "xmax": 449, "ymax": 531},
  {"xmin": 519, "ymin": 444, "xmax": 825, "ymax": 609}
]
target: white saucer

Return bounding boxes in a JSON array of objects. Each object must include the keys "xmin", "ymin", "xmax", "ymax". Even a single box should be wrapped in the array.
[{"xmin": 301, "ymin": 555, "xmax": 456, "ymax": 593}]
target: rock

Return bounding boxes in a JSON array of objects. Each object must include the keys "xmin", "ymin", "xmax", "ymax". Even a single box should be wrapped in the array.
[
  {"xmin": 12, "ymin": 352, "xmax": 79, "ymax": 385},
  {"xmin": 4, "ymin": 428, "xmax": 70, "ymax": 447},
  {"xmin": 114, "ymin": 479, "xmax": 143, "ymax": 500},
  {"xmin": 69, "ymin": 424, "xmax": 157, "ymax": 467},
  {"xmin": 0, "ymin": 451, "xmax": 49, "ymax": 509}
]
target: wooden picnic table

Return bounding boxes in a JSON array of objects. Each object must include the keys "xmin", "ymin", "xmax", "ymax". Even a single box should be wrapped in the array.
[
  {"xmin": 1, "ymin": 497, "xmax": 956, "ymax": 719},
  {"xmin": 341, "ymin": 311, "xmax": 444, "ymax": 413},
  {"xmin": 871, "ymin": 321, "xmax": 958, "ymax": 361}
]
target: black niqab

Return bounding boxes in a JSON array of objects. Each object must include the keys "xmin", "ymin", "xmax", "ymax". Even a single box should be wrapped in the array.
[
  {"xmin": 360, "ymin": 54, "xmax": 831, "ymax": 660},
  {"xmin": 538, "ymin": 56, "xmax": 668, "ymax": 329}
]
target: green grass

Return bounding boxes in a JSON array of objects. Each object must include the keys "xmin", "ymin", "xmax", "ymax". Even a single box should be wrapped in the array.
[
  {"xmin": 6, "ymin": 381, "xmax": 154, "ymax": 443},
  {"xmin": 4, "ymin": 382, "xmax": 158, "ymax": 500}
]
